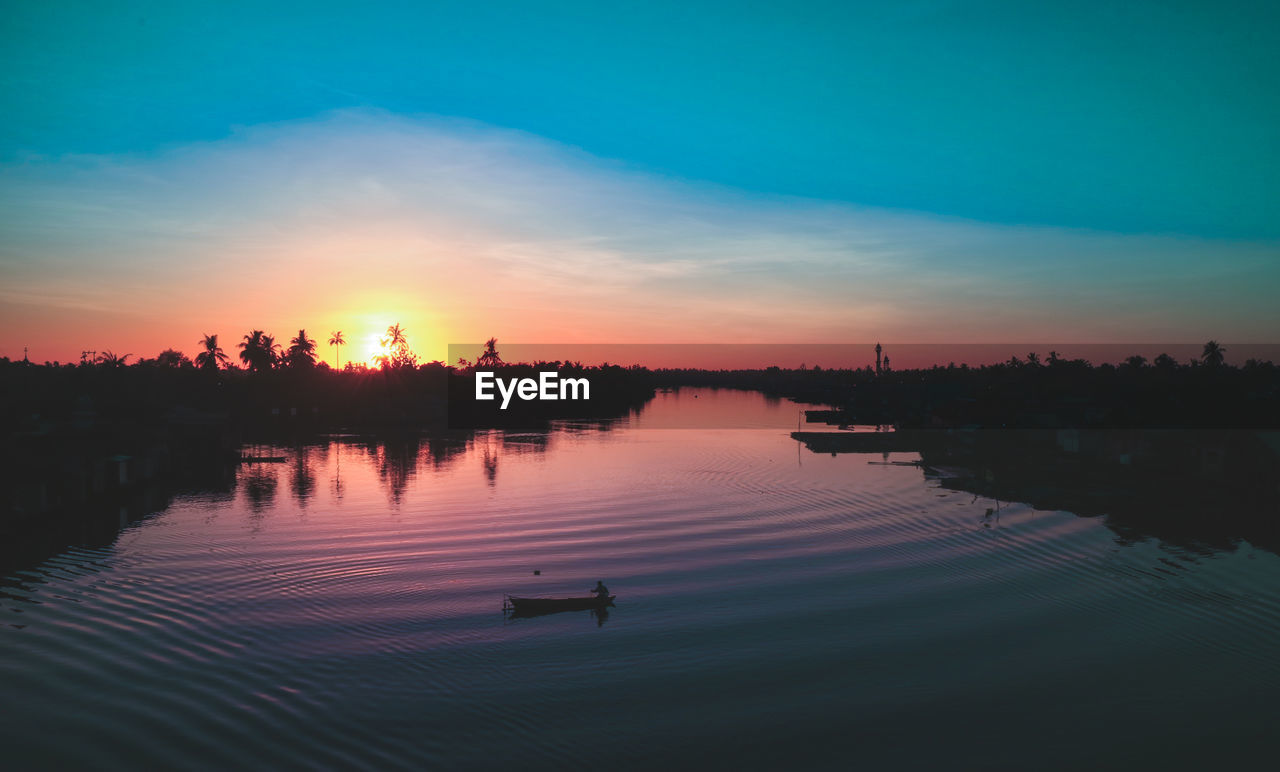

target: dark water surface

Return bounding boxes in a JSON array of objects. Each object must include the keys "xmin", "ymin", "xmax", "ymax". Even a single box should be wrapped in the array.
[{"xmin": 3, "ymin": 390, "xmax": 1278, "ymax": 769}]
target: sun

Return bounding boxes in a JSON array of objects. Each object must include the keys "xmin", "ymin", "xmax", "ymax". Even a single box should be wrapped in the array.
[
  {"xmin": 334, "ymin": 310, "xmax": 438, "ymax": 368},
  {"xmin": 365, "ymin": 333, "xmax": 392, "ymax": 367}
]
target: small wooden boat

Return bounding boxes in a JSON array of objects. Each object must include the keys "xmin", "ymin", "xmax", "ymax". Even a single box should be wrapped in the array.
[{"xmin": 505, "ymin": 595, "xmax": 615, "ymax": 614}]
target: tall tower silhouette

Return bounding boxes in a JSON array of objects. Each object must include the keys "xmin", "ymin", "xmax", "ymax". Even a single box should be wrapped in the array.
[{"xmin": 875, "ymin": 342, "xmax": 882, "ymax": 375}]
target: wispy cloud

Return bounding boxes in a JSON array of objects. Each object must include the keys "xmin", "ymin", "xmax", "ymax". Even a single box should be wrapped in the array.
[{"xmin": 1, "ymin": 108, "xmax": 1277, "ymax": 361}]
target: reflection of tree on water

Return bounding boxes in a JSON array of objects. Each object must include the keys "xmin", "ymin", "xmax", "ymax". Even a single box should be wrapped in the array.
[
  {"xmin": 912, "ymin": 429, "xmax": 1280, "ymax": 553},
  {"xmin": 330, "ymin": 440, "xmax": 345, "ymax": 502},
  {"xmin": 321, "ymin": 435, "xmax": 471, "ymax": 504},
  {"xmin": 241, "ymin": 465, "xmax": 278, "ymax": 516},
  {"xmin": 482, "ymin": 445, "xmax": 498, "ymax": 487},
  {"xmin": 464, "ymin": 430, "xmax": 559, "ymax": 490},
  {"xmin": 421, "ymin": 436, "xmax": 468, "ymax": 471},
  {"xmin": 1, "ymin": 467, "xmax": 239, "ymax": 577},
  {"xmin": 500, "ymin": 431, "xmax": 551, "ymax": 453},
  {"xmin": 289, "ymin": 447, "xmax": 316, "ymax": 507},
  {"xmin": 313, "ymin": 431, "xmax": 554, "ymax": 503},
  {"xmin": 370, "ymin": 438, "xmax": 422, "ymax": 506}
]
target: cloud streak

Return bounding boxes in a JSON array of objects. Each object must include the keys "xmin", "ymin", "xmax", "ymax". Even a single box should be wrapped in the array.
[{"xmin": 1, "ymin": 109, "xmax": 1277, "ymax": 362}]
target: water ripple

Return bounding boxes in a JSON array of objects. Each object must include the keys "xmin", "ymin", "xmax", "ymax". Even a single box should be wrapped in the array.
[{"xmin": 4, "ymin": 396, "xmax": 1280, "ymax": 768}]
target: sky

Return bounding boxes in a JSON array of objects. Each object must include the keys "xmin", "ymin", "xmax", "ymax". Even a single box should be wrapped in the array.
[{"xmin": 1, "ymin": 1, "xmax": 1277, "ymax": 366}]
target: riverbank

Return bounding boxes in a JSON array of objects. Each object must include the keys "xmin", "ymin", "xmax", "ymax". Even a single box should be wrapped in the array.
[{"xmin": 793, "ymin": 425, "xmax": 1280, "ymax": 549}]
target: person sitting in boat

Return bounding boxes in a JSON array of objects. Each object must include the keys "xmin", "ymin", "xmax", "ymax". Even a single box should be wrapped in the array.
[{"xmin": 591, "ymin": 580, "xmax": 610, "ymax": 599}]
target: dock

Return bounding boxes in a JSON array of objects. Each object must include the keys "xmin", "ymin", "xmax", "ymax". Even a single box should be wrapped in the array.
[{"xmin": 790, "ymin": 431, "xmax": 920, "ymax": 454}]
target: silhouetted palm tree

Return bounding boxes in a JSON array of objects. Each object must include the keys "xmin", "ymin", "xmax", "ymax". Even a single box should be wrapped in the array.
[
  {"xmin": 239, "ymin": 330, "xmax": 277, "ymax": 372},
  {"xmin": 385, "ymin": 323, "xmax": 407, "ymax": 350},
  {"xmin": 1202, "ymin": 340, "xmax": 1226, "ymax": 367},
  {"xmin": 328, "ymin": 331, "xmax": 346, "ymax": 370},
  {"xmin": 97, "ymin": 350, "xmax": 130, "ymax": 367},
  {"xmin": 376, "ymin": 323, "xmax": 416, "ymax": 369},
  {"xmin": 195, "ymin": 334, "xmax": 230, "ymax": 371},
  {"xmin": 287, "ymin": 329, "xmax": 317, "ymax": 368},
  {"xmin": 239, "ymin": 331, "xmax": 262, "ymax": 370},
  {"xmin": 262, "ymin": 333, "xmax": 282, "ymax": 368},
  {"xmin": 477, "ymin": 337, "xmax": 503, "ymax": 368}
]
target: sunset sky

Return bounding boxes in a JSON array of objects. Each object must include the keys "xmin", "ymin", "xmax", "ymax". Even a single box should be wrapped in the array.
[{"xmin": 2, "ymin": 1, "xmax": 1277, "ymax": 366}]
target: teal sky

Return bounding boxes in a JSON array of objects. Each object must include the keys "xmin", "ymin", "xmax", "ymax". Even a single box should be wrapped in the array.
[
  {"xmin": 1, "ymin": 1, "xmax": 1278, "ymax": 361},
  {"xmin": 5, "ymin": 0, "xmax": 1278, "ymax": 235}
]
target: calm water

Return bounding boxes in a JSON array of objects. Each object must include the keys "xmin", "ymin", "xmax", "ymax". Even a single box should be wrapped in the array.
[{"xmin": 3, "ymin": 390, "xmax": 1279, "ymax": 769}]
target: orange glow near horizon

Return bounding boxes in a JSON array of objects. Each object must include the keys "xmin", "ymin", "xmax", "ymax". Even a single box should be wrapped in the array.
[
  {"xmin": 313, "ymin": 303, "xmax": 446, "ymax": 369},
  {"xmin": 4, "ymin": 111, "xmax": 1279, "ymax": 369}
]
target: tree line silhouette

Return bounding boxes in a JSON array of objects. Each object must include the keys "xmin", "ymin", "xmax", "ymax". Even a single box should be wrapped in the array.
[
  {"xmin": 649, "ymin": 341, "xmax": 1278, "ymax": 430},
  {"xmin": 190, "ymin": 327, "xmax": 385, "ymax": 373},
  {"xmin": 4, "ymin": 333, "xmax": 1277, "ymax": 545},
  {"xmin": 5, "ymin": 336, "xmax": 1277, "ymax": 432},
  {"xmin": 78, "ymin": 326, "xmax": 412, "ymax": 373},
  {"xmin": 2, "ymin": 329, "xmax": 659, "ymax": 438}
]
